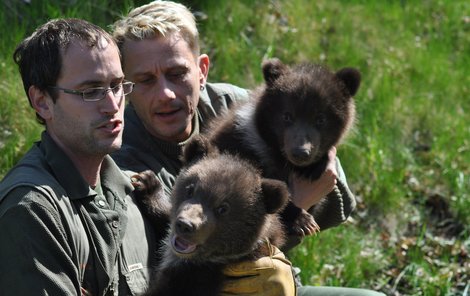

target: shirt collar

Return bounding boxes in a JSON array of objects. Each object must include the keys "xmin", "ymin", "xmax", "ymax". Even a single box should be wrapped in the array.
[
  {"xmin": 124, "ymin": 103, "xmax": 200, "ymax": 159},
  {"xmin": 40, "ymin": 131, "xmax": 133, "ymax": 200}
]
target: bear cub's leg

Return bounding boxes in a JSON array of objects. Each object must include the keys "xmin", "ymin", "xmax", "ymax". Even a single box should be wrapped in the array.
[{"xmin": 131, "ymin": 170, "xmax": 172, "ymax": 243}]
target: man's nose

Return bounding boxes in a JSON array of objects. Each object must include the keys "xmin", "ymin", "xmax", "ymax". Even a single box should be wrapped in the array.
[
  {"xmin": 156, "ymin": 78, "xmax": 176, "ymax": 101},
  {"xmin": 100, "ymin": 90, "xmax": 122, "ymax": 114}
]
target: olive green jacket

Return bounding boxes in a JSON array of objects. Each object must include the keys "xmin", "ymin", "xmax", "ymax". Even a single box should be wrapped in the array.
[
  {"xmin": 112, "ymin": 82, "xmax": 356, "ymax": 252},
  {"xmin": 0, "ymin": 132, "xmax": 155, "ymax": 295}
]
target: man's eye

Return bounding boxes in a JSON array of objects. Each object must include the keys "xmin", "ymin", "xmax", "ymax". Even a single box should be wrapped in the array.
[
  {"xmin": 83, "ymin": 88, "xmax": 103, "ymax": 96},
  {"xmin": 168, "ymin": 69, "xmax": 187, "ymax": 80},
  {"xmin": 170, "ymin": 73, "xmax": 184, "ymax": 78},
  {"xmin": 137, "ymin": 77, "xmax": 156, "ymax": 85}
]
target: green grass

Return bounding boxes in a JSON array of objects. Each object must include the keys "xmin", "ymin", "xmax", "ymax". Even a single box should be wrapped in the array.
[{"xmin": 1, "ymin": 0, "xmax": 469, "ymax": 295}]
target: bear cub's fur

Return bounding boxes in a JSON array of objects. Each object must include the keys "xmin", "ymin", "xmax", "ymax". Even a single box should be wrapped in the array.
[
  {"xmin": 132, "ymin": 144, "xmax": 289, "ymax": 296},
  {"xmin": 197, "ymin": 58, "xmax": 361, "ymax": 236}
]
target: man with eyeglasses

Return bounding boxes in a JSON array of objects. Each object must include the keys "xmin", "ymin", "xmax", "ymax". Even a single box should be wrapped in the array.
[{"xmin": 0, "ymin": 18, "xmax": 151, "ymax": 295}]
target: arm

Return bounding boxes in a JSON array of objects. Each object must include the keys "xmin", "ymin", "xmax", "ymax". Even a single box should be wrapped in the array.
[
  {"xmin": 282, "ymin": 147, "xmax": 356, "ymax": 252},
  {"xmin": 289, "ymin": 147, "xmax": 339, "ymax": 211},
  {"xmin": 0, "ymin": 187, "xmax": 81, "ymax": 295},
  {"xmin": 289, "ymin": 147, "xmax": 356, "ymax": 229},
  {"xmin": 309, "ymin": 156, "xmax": 356, "ymax": 230}
]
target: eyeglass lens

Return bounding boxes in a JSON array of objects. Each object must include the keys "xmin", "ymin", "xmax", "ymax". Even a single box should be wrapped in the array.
[{"xmin": 84, "ymin": 83, "xmax": 133, "ymax": 101}]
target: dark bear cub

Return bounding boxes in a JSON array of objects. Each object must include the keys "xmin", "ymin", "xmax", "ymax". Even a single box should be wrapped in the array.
[
  {"xmin": 199, "ymin": 58, "xmax": 361, "ymax": 236},
  {"xmin": 132, "ymin": 146, "xmax": 289, "ymax": 296}
]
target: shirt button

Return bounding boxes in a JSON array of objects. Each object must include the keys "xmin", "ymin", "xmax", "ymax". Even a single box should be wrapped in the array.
[
  {"xmin": 97, "ymin": 200, "xmax": 106, "ymax": 208},
  {"xmin": 112, "ymin": 220, "xmax": 119, "ymax": 228}
]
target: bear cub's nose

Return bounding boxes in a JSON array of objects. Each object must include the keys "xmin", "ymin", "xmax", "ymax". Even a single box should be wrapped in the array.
[
  {"xmin": 291, "ymin": 147, "xmax": 312, "ymax": 162},
  {"xmin": 176, "ymin": 218, "xmax": 195, "ymax": 234}
]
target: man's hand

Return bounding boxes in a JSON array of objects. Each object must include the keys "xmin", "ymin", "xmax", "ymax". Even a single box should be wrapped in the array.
[
  {"xmin": 221, "ymin": 242, "xmax": 296, "ymax": 296},
  {"xmin": 289, "ymin": 147, "xmax": 338, "ymax": 210}
]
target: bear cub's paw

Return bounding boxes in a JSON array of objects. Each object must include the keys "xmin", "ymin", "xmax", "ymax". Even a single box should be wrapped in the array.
[
  {"xmin": 291, "ymin": 209, "xmax": 320, "ymax": 237},
  {"xmin": 131, "ymin": 170, "xmax": 172, "ymax": 224}
]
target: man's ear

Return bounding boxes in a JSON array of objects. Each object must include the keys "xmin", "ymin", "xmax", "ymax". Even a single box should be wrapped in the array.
[
  {"xmin": 29, "ymin": 85, "xmax": 53, "ymax": 121},
  {"xmin": 198, "ymin": 54, "xmax": 210, "ymax": 86}
]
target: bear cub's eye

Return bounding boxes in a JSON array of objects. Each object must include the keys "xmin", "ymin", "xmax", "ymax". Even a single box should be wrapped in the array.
[
  {"xmin": 315, "ymin": 115, "xmax": 327, "ymax": 127},
  {"xmin": 283, "ymin": 112, "xmax": 293, "ymax": 124},
  {"xmin": 185, "ymin": 184, "xmax": 195, "ymax": 196},
  {"xmin": 215, "ymin": 202, "xmax": 230, "ymax": 216}
]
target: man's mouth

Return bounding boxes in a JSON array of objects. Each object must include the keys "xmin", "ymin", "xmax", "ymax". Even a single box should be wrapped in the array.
[
  {"xmin": 156, "ymin": 108, "xmax": 181, "ymax": 118},
  {"xmin": 98, "ymin": 119, "xmax": 122, "ymax": 134}
]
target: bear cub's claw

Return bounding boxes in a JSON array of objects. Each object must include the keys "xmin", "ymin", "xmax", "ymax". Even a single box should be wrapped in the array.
[
  {"xmin": 131, "ymin": 170, "xmax": 162, "ymax": 198},
  {"xmin": 291, "ymin": 209, "xmax": 320, "ymax": 237},
  {"xmin": 131, "ymin": 170, "xmax": 172, "ymax": 224}
]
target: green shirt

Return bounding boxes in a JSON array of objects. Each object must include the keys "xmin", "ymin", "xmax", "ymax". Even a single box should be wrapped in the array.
[
  {"xmin": 0, "ymin": 132, "xmax": 154, "ymax": 295},
  {"xmin": 112, "ymin": 82, "xmax": 356, "ymax": 251}
]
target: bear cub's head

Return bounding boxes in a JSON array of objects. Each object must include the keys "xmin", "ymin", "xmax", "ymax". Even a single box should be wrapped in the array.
[
  {"xmin": 256, "ymin": 58, "xmax": 361, "ymax": 175},
  {"xmin": 169, "ymin": 143, "xmax": 289, "ymax": 263}
]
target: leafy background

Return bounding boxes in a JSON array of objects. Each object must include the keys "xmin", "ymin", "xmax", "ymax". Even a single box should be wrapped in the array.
[{"xmin": 1, "ymin": 1, "xmax": 468, "ymax": 295}]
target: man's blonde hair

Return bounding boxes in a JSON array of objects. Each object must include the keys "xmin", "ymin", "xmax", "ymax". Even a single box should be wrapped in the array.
[{"xmin": 113, "ymin": 0, "xmax": 199, "ymax": 55}]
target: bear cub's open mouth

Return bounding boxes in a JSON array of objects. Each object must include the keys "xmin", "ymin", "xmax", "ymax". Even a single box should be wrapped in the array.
[{"xmin": 171, "ymin": 234, "xmax": 197, "ymax": 254}]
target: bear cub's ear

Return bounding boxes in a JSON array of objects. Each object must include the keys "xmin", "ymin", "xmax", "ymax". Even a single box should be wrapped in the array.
[
  {"xmin": 260, "ymin": 178, "xmax": 290, "ymax": 214},
  {"xmin": 335, "ymin": 68, "xmax": 361, "ymax": 97},
  {"xmin": 182, "ymin": 135, "xmax": 218, "ymax": 165},
  {"xmin": 262, "ymin": 58, "xmax": 289, "ymax": 87}
]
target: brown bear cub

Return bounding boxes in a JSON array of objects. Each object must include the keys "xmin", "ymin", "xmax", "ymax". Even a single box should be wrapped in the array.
[
  {"xmin": 132, "ymin": 143, "xmax": 289, "ymax": 296},
  {"xmin": 198, "ymin": 58, "xmax": 361, "ymax": 236}
]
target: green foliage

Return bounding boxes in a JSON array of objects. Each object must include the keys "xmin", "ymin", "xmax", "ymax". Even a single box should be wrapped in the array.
[
  {"xmin": 290, "ymin": 225, "xmax": 388, "ymax": 288},
  {"xmin": 1, "ymin": 0, "xmax": 468, "ymax": 294}
]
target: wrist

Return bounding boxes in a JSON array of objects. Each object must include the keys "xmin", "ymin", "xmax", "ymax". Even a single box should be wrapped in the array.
[{"xmin": 290, "ymin": 196, "xmax": 311, "ymax": 211}]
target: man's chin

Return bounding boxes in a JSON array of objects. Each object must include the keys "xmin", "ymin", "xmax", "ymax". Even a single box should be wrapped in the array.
[
  {"xmin": 110, "ymin": 138, "xmax": 123, "ymax": 151},
  {"xmin": 148, "ymin": 126, "xmax": 191, "ymax": 143},
  {"xmin": 96, "ymin": 138, "xmax": 122, "ymax": 155}
]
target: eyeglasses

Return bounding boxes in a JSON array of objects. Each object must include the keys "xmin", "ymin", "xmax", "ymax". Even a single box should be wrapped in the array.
[{"xmin": 48, "ymin": 81, "xmax": 134, "ymax": 102}]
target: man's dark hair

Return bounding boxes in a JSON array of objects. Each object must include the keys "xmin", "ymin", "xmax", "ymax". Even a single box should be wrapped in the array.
[{"xmin": 13, "ymin": 18, "xmax": 117, "ymax": 124}]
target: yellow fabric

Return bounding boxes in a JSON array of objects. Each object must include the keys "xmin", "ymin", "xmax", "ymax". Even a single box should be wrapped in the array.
[{"xmin": 221, "ymin": 241, "xmax": 296, "ymax": 296}]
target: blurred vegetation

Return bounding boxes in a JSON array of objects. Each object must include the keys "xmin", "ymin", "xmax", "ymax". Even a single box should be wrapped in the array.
[{"xmin": 1, "ymin": 0, "xmax": 468, "ymax": 295}]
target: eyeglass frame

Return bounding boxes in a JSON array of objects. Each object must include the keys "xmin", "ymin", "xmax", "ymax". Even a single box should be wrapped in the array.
[{"xmin": 48, "ymin": 81, "xmax": 135, "ymax": 102}]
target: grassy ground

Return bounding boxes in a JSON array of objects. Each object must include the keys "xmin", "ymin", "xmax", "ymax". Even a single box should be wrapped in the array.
[{"xmin": 1, "ymin": 0, "xmax": 469, "ymax": 295}]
